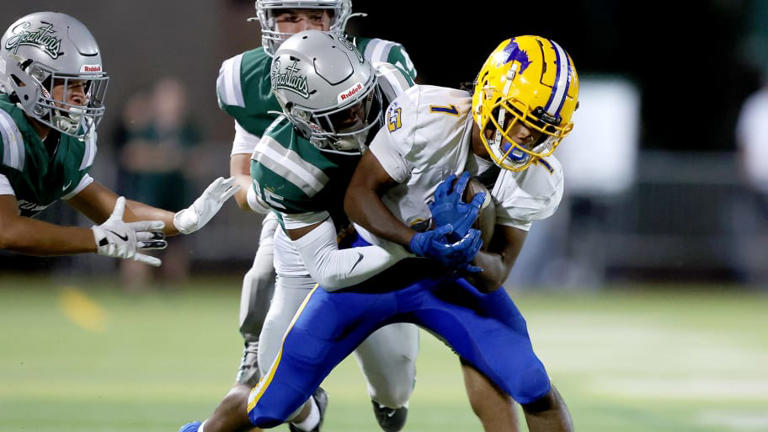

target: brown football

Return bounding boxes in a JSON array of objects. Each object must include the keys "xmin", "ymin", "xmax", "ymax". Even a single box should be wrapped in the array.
[{"xmin": 462, "ymin": 177, "xmax": 496, "ymax": 249}]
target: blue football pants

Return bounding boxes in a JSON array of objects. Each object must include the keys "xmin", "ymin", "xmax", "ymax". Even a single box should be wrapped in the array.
[{"xmin": 247, "ymin": 270, "xmax": 551, "ymax": 428}]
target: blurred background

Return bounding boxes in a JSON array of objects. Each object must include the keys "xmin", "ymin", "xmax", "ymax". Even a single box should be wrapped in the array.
[{"xmin": 1, "ymin": 1, "xmax": 767, "ymax": 432}]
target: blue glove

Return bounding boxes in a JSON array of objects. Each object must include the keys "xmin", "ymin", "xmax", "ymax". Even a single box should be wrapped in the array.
[
  {"xmin": 409, "ymin": 225, "xmax": 483, "ymax": 270},
  {"xmin": 429, "ymin": 172, "xmax": 486, "ymax": 239},
  {"xmin": 409, "ymin": 224, "xmax": 453, "ymax": 257},
  {"xmin": 429, "ymin": 228, "xmax": 484, "ymax": 270}
]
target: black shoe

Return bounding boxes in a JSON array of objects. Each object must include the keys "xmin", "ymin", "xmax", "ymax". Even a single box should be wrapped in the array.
[
  {"xmin": 289, "ymin": 386, "xmax": 328, "ymax": 432},
  {"xmin": 372, "ymin": 400, "xmax": 408, "ymax": 432}
]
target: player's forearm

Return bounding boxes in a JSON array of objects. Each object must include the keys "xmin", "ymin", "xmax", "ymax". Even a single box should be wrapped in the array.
[
  {"xmin": 344, "ymin": 185, "xmax": 415, "ymax": 248},
  {"xmin": 292, "ymin": 218, "xmax": 408, "ymax": 290},
  {"xmin": 466, "ymin": 250, "xmax": 510, "ymax": 292},
  {"xmin": 0, "ymin": 216, "xmax": 96, "ymax": 255},
  {"xmin": 467, "ymin": 226, "xmax": 527, "ymax": 291},
  {"xmin": 124, "ymin": 200, "xmax": 178, "ymax": 235},
  {"xmin": 233, "ymin": 174, "xmax": 253, "ymax": 210},
  {"xmin": 230, "ymin": 154, "xmax": 253, "ymax": 211}
]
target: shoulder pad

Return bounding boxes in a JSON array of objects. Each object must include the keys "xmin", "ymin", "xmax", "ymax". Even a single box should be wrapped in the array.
[
  {"xmin": 78, "ymin": 131, "xmax": 98, "ymax": 170},
  {"xmin": 374, "ymin": 62, "xmax": 414, "ymax": 104},
  {"xmin": 252, "ymin": 134, "xmax": 330, "ymax": 198},
  {"xmin": 217, "ymin": 52, "xmax": 246, "ymax": 108},
  {"xmin": 0, "ymin": 108, "xmax": 26, "ymax": 170},
  {"xmin": 361, "ymin": 38, "xmax": 417, "ymax": 80}
]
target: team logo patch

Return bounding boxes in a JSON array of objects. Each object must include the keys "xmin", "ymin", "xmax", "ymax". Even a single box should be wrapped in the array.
[
  {"xmin": 4, "ymin": 21, "xmax": 63, "ymax": 59},
  {"xmin": 271, "ymin": 59, "xmax": 310, "ymax": 99},
  {"xmin": 386, "ymin": 102, "xmax": 402, "ymax": 132},
  {"xmin": 337, "ymin": 82, "xmax": 363, "ymax": 103}
]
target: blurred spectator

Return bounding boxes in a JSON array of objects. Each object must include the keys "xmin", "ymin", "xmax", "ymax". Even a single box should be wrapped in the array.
[
  {"xmin": 114, "ymin": 78, "xmax": 202, "ymax": 290},
  {"xmin": 733, "ymin": 71, "xmax": 768, "ymax": 286}
]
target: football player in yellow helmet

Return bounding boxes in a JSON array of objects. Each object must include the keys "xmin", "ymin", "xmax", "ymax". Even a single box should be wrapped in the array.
[
  {"xmin": 472, "ymin": 35, "xmax": 579, "ymax": 172},
  {"xmin": 344, "ymin": 34, "xmax": 579, "ymax": 431}
]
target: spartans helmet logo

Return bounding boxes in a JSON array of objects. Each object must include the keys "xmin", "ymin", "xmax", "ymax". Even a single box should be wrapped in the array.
[
  {"xmin": 4, "ymin": 21, "xmax": 63, "ymax": 59},
  {"xmin": 271, "ymin": 59, "xmax": 310, "ymax": 99}
]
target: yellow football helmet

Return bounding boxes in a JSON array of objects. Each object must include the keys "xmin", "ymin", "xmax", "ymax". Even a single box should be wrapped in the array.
[{"xmin": 472, "ymin": 35, "xmax": 579, "ymax": 171}]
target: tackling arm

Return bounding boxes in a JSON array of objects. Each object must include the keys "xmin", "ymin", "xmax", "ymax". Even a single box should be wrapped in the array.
[
  {"xmin": 0, "ymin": 194, "xmax": 96, "ymax": 254},
  {"xmin": 66, "ymin": 181, "xmax": 177, "ymax": 234},
  {"xmin": 285, "ymin": 216, "xmax": 409, "ymax": 291}
]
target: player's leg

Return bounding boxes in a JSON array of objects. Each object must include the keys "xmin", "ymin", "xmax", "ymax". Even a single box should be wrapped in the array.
[
  {"xmin": 190, "ymin": 384, "xmax": 256, "ymax": 432},
  {"xmin": 257, "ymin": 272, "xmax": 324, "ymax": 431},
  {"xmin": 520, "ymin": 384, "xmax": 572, "ymax": 432},
  {"xmin": 461, "ymin": 360, "xmax": 521, "ymax": 432},
  {"xmin": 353, "ymin": 323, "xmax": 419, "ymax": 432},
  {"xmin": 237, "ymin": 212, "xmax": 279, "ymax": 386},
  {"xmin": 178, "ymin": 214, "xmax": 278, "ymax": 432},
  {"xmin": 248, "ymin": 287, "xmax": 396, "ymax": 428},
  {"xmin": 409, "ymin": 278, "xmax": 572, "ymax": 432}
]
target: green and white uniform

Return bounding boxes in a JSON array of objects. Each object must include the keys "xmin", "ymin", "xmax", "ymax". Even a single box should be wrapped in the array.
[
  {"xmin": 216, "ymin": 37, "xmax": 418, "ymax": 390},
  {"xmin": 249, "ymin": 61, "xmax": 419, "ymax": 410},
  {"xmin": 0, "ymin": 94, "xmax": 96, "ymax": 216},
  {"xmin": 218, "ymin": 37, "xmax": 416, "ymax": 156}
]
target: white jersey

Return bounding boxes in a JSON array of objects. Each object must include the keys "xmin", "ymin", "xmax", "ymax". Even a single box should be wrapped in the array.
[{"xmin": 359, "ymin": 84, "xmax": 564, "ymax": 246}]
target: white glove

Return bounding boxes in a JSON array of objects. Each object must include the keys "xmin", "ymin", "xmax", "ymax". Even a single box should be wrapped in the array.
[
  {"xmin": 91, "ymin": 196, "xmax": 167, "ymax": 267},
  {"xmin": 173, "ymin": 176, "xmax": 240, "ymax": 234}
]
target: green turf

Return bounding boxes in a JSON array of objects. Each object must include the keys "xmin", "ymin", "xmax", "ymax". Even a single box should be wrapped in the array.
[{"xmin": 1, "ymin": 276, "xmax": 767, "ymax": 431}]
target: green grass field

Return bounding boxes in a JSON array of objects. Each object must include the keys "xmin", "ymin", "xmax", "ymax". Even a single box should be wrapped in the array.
[{"xmin": 1, "ymin": 275, "xmax": 767, "ymax": 432}]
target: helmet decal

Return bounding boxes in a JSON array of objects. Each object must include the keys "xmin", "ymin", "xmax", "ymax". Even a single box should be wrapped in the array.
[
  {"xmin": 501, "ymin": 40, "xmax": 530, "ymax": 73},
  {"xmin": 80, "ymin": 64, "xmax": 102, "ymax": 73},
  {"xmin": 543, "ymin": 39, "xmax": 571, "ymax": 117},
  {"xmin": 337, "ymin": 82, "xmax": 363, "ymax": 103},
  {"xmin": 271, "ymin": 59, "xmax": 310, "ymax": 99},
  {"xmin": 4, "ymin": 21, "xmax": 62, "ymax": 59}
]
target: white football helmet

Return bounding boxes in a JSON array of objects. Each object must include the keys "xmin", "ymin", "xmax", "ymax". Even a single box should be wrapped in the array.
[
  {"xmin": 0, "ymin": 11, "xmax": 109, "ymax": 140},
  {"xmin": 271, "ymin": 30, "xmax": 382, "ymax": 154},
  {"xmin": 253, "ymin": 0, "xmax": 352, "ymax": 56}
]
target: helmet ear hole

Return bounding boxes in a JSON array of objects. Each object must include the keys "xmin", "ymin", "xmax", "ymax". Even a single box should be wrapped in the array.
[{"xmin": 10, "ymin": 74, "xmax": 23, "ymax": 87}]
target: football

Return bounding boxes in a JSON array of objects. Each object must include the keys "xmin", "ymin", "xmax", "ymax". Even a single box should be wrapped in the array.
[{"xmin": 462, "ymin": 178, "xmax": 496, "ymax": 249}]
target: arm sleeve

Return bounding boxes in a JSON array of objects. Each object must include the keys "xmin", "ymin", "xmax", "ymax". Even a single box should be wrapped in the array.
[
  {"xmin": 0, "ymin": 173, "xmax": 15, "ymax": 196},
  {"xmin": 291, "ymin": 218, "xmax": 410, "ymax": 290},
  {"xmin": 232, "ymin": 121, "xmax": 260, "ymax": 156}
]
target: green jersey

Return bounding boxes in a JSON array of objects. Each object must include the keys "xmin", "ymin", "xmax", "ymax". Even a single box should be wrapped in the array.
[
  {"xmin": 217, "ymin": 37, "xmax": 417, "ymax": 146},
  {"xmin": 0, "ymin": 94, "xmax": 95, "ymax": 217},
  {"xmin": 250, "ymin": 116, "xmax": 360, "ymax": 230},
  {"xmin": 250, "ymin": 62, "xmax": 415, "ymax": 230}
]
